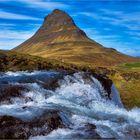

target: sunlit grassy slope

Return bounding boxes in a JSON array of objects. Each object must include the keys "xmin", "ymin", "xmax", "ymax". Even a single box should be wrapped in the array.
[{"xmin": 15, "ymin": 41, "xmax": 138, "ymax": 67}]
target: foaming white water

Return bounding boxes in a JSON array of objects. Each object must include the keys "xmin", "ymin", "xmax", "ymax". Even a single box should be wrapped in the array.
[
  {"xmin": 5, "ymin": 71, "xmax": 57, "ymax": 77},
  {"xmin": 45, "ymin": 73, "xmax": 140, "ymax": 139},
  {"xmin": 55, "ymin": 73, "xmax": 107, "ymax": 103},
  {"xmin": 30, "ymin": 128, "xmax": 75, "ymax": 140},
  {"xmin": 0, "ymin": 71, "xmax": 140, "ymax": 139},
  {"xmin": 0, "ymin": 82, "xmax": 55, "ymax": 120}
]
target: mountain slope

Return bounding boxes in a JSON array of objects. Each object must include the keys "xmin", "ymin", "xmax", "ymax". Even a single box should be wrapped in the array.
[{"xmin": 14, "ymin": 9, "xmax": 138, "ymax": 66}]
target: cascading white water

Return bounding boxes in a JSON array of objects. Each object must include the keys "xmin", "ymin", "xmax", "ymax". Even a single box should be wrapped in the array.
[{"xmin": 0, "ymin": 71, "xmax": 140, "ymax": 139}]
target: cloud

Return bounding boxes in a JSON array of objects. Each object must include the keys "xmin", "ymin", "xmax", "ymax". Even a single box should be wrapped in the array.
[
  {"xmin": 23, "ymin": 0, "xmax": 69, "ymax": 10},
  {"xmin": 0, "ymin": 23, "xmax": 16, "ymax": 26},
  {"xmin": 0, "ymin": 10, "xmax": 40, "ymax": 20},
  {"xmin": 0, "ymin": 0, "xmax": 70, "ymax": 10},
  {"xmin": 0, "ymin": 39, "xmax": 23, "ymax": 50},
  {"xmin": 0, "ymin": 29, "xmax": 36, "ymax": 49},
  {"xmin": 78, "ymin": 12, "xmax": 100, "ymax": 20},
  {"xmin": 78, "ymin": 9, "xmax": 140, "ymax": 31},
  {"xmin": 117, "ymin": 47, "xmax": 140, "ymax": 56},
  {"xmin": 126, "ymin": 31, "xmax": 140, "ymax": 38},
  {"xmin": 0, "ymin": 29, "xmax": 35, "ymax": 40},
  {"xmin": 100, "ymin": 9, "xmax": 140, "ymax": 31},
  {"xmin": 84, "ymin": 28, "xmax": 121, "ymax": 42}
]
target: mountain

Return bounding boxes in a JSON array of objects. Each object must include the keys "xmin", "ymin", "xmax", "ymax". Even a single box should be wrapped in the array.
[{"xmin": 14, "ymin": 9, "xmax": 138, "ymax": 66}]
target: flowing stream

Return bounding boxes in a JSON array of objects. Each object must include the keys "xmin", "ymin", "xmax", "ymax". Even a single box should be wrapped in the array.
[{"xmin": 0, "ymin": 71, "xmax": 140, "ymax": 139}]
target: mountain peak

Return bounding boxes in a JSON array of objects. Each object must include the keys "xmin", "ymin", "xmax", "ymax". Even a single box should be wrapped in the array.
[
  {"xmin": 52, "ymin": 9, "xmax": 66, "ymax": 15},
  {"xmin": 43, "ymin": 9, "xmax": 75, "ymax": 28}
]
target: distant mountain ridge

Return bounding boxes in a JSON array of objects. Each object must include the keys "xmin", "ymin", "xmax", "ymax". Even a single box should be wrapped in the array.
[{"xmin": 14, "ymin": 9, "xmax": 138, "ymax": 66}]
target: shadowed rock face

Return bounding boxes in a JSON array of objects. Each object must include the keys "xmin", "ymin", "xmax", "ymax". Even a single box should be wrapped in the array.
[
  {"xmin": 41, "ymin": 9, "xmax": 76, "ymax": 30},
  {"xmin": 0, "ymin": 84, "xmax": 27, "ymax": 103},
  {"xmin": 0, "ymin": 114, "xmax": 102, "ymax": 139},
  {"xmin": 0, "ymin": 110, "xmax": 65, "ymax": 139}
]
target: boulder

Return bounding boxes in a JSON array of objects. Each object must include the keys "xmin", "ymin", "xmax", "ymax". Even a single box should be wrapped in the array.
[
  {"xmin": 0, "ymin": 84, "xmax": 27, "ymax": 103},
  {"xmin": 0, "ymin": 110, "xmax": 66, "ymax": 139}
]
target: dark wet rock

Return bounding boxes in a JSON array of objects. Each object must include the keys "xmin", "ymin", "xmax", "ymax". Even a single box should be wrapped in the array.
[
  {"xmin": 41, "ymin": 76, "xmax": 63, "ymax": 90},
  {"xmin": 40, "ymin": 71, "xmax": 74, "ymax": 90},
  {"xmin": 0, "ymin": 84, "xmax": 28, "ymax": 103},
  {"xmin": 81, "ymin": 123, "xmax": 101, "ymax": 139},
  {"xmin": 0, "ymin": 110, "xmax": 66, "ymax": 139},
  {"xmin": 81, "ymin": 71, "xmax": 113, "ymax": 99},
  {"xmin": 30, "ymin": 110, "xmax": 66, "ymax": 136},
  {"xmin": 79, "ymin": 67, "xmax": 115, "ymax": 99},
  {"xmin": 69, "ymin": 123, "xmax": 101, "ymax": 139},
  {"xmin": 94, "ymin": 74, "xmax": 112, "ymax": 99},
  {"xmin": 75, "ymin": 72, "xmax": 113, "ymax": 100},
  {"xmin": 0, "ymin": 116, "xmax": 28, "ymax": 139},
  {"xmin": 84, "ymin": 123, "xmax": 97, "ymax": 130},
  {"xmin": 124, "ymin": 124, "xmax": 140, "ymax": 139}
]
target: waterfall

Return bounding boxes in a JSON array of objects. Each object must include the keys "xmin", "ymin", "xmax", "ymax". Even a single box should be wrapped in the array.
[{"xmin": 0, "ymin": 71, "xmax": 140, "ymax": 139}]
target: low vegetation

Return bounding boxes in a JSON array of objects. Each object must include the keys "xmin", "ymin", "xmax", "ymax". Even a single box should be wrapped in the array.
[
  {"xmin": 0, "ymin": 50, "xmax": 77, "ymax": 72},
  {"xmin": 107, "ymin": 62, "xmax": 140, "ymax": 108},
  {"xmin": 124, "ymin": 62, "xmax": 140, "ymax": 68},
  {"xmin": 110, "ymin": 72, "xmax": 140, "ymax": 109},
  {"xmin": 117, "ymin": 62, "xmax": 140, "ymax": 72},
  {"xmin": 0, "ymin": 50, "xmax": 140, "ymax": 109}
]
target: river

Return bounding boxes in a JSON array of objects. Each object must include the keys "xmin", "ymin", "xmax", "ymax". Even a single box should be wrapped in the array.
[{"xmin": 0, "ymin": 71, "xmax": 140, "ymax": 139}]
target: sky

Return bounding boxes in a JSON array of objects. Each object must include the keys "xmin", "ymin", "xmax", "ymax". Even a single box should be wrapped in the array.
[{"xmin": 0, "ymin": 0, "xmax": 140, "ymax": 56}]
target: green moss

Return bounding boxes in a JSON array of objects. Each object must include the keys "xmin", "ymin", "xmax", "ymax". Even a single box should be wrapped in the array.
[
  {"xmin": 118, "ymin": 62, "xmax": 140, "ymax": 69},
  {"xmin": 124, "ymin": 62, "xmax": 140, "ymax": 68}
]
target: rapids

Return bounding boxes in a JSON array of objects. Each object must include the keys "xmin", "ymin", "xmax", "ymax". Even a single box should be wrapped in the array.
[{"xmin": 0, "ymin": 71, "xmax": 140, "ymax": 139}]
